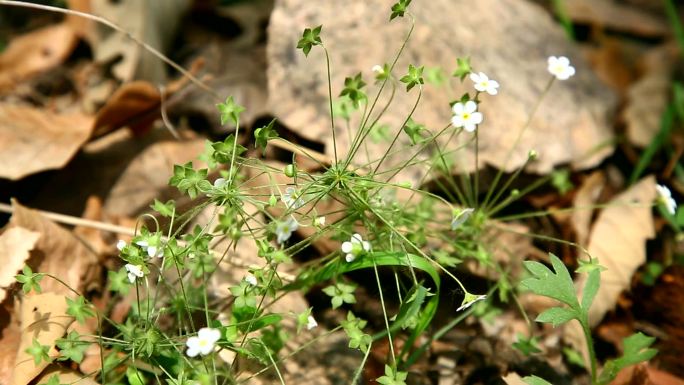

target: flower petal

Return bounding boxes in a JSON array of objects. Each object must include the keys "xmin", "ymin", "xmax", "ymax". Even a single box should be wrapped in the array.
[
  {"xmin": 341, "ymin": 241, "xmax": 353, "ymax": 253},
  {"xmin": 464, "ymin": 101, "xmax": 477, "ymax": 113}
]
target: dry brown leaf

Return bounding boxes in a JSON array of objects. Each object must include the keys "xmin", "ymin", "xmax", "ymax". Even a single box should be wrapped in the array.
[
  {"xmin": 91, "ymin": 81, "xmax": 162, "ymax": 138},
  {"xmin": 564, "ymin": 176, "xmax": 656, "ymax": 365},
  {"xmin": 571, "ymin": 171, "xmax": 607, "ymax": 247},
  {"xmin": 581, "ymin": 175, "xmax": 656, "ymax": 326},
  {"xmin": 103, "ymin": 132, "xmax": 206, "ymax": 217},
  {"xmin": 0, "ymin": 104, "xmax": 94, "ymax": 180},
  {"xmin": 10, "ymin": 293, "xmax": 75, "ymax": 385},
  {"xmin": 610, "ymin": 363, "xmax": 684, "ymax": 385},
  {"xmin": 268, "ymin": 0, "xmax": 616, "ymax": 187},
  {"xmin": 0, "ymin": 303, "xmax": 21, "ymax": 385},
  {"xmin": 0, "ymin": 23, "xmax": 79, "ymax": 93},
  {"xmin": 563, "ymin": 0, "xmax": 669, "ymax": 37},
  {"xmin": 624, "ymin": 45, "xmax": 680, "ymax": 148},
  {"xmin": 0, "ymin": 227, "xmax": 40, "ymax": 302},
  {"xmin": 9, "ymin": 200, "xmax": 101, "ymax": 295}
]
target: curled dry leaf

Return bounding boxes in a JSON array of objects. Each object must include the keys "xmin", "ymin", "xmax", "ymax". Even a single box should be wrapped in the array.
[
  {"xmin": 10, "ymin": 293, "xmax": 75, "ymax": 385},
  {"xmin": 0, "ymin": 227, "xmax": 40, "ymax": 302},
  {"xmin": 0, "ymin": 104, "xmax": 94, "ymax": 180},
  {"xmin": 9, "ymin": 200, "xmax": 100, "ymax": 295},
  {"xmin": 0, "ymin": 23, "xmax": 79, "ymax": 93}
]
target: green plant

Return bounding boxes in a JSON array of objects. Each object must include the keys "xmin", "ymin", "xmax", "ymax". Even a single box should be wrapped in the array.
[{"xmin": 521, "ymin": 254, "xmax": 657, "ymax": 384}]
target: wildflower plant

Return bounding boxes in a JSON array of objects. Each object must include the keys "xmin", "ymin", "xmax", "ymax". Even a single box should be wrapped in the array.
[{"xmin": 13, "ymin": 1, "xmax": 667, "ymax": 384}]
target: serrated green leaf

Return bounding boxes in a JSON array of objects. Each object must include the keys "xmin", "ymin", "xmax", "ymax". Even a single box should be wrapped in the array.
[
  {"xmin": 522, "ymin": 375, "xmax": 552, "ymax": 385},
  {"xmin": 598, "ymin": 332, "xmax": 657, "ymax": 384},
  {"xmin": 535, "ymin": 306, "xmax": 577, "ymax": 327},
  {"xmin": 581, "ymin": 268, "xmax": 600, "ymax": 313},
  {"xmin": 521, "ymin": 254, "xmax": 579, "ymax": 308}
]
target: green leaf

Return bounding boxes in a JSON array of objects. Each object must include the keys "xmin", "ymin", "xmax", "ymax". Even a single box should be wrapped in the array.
[
  {"xmin": 339, "ymin": 73, "xmax": 367, "ymax": 108},
  {"xmin": 216, "ymin": 96, "xmax": 245, "ymax": 126},
  {"xmin": 322, "ymin": 282, "xmax": 357, "ymax": 309},
  {"xmin": 535, "ymin": 306, "xmax": 577, "ymax": 327},
  {"xmin": 598, "ymin": 332, "xmax": 658, "ymax": 384},
  {"xmin": 211, "ymin": 134, "xmax": 247, "ymax": 164},
  {"xmin": 151, "ymin": 199, "xmax": 175, "ymax": 217},
  {"xmin": 451, "ymin": 57, "xmax": 472, "ymax": 81},
  {"xmin": 25, "ymin": 338, "xmax": 51, "ymax": 365},
  {"xmin": 376, "ymin": 364, "xmax": 408, "ymax": 385},
  {"xmin": 169, "ymin": 162, "xmax": 210, "ymax": 199},
  {"xmin": 521, "ymin": 253, "xmax": 579, "ymax": 309},
  {"xmin": 296, "ymin": 25, "xmax": 322, "ymax": 56},
  {"xmin": 512, "ymin": 333, "xmax": 542, "ymax": 356},
  {"xmin": 581, "ymin": 268, "xmax": 600, "ymax": 313},
  {"xmin": 66, "ymin": 296, "xmax": 95, "ymax": 325},
  {"xmin": 522, "ymin": 375, "xmax": 552, "ymax": 385},
  {"xmin": 402, "ymin": 119, "xmax": 425, "ymax": 145},
  {"xmin": 399, "ymin": 64, "xmax": 424, "ymax": 91},
  {"xmin": 390, "ymin": 0, "xmax": 412, "ymax": 20},
  {"xmin": 254, "ymin": 118, "xmax": 278, "ymax": 155},
  {"xmin": 56, "ymin": 331, "xmax": 89, "ymax": 363},
  {"xmin": 15, "ymin": 265, "xmax": 43, "ymax": 294}
]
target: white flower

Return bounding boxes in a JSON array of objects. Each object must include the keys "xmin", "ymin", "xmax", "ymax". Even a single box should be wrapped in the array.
[
  {"xmin": 276, "ymin": 216, "xmax": 299, "ymax": 244},
  {"xmin": 213, "ymin": 178, "xmax": 227, "ymax": 188},
  {"xmin": 244, "ymin": 273, "xmax": 258, "ymax": 286},
  {"xmin": 451, "ymin": 208, "xmax": 475, "ymax": 230},
  {"xmin": 656, "ymin": 184, "xmax": 677, "ymax": 215},
  {"xmin": 124, "ymin": 264, "xmax": 144, "ymax": 283},
  {"xmin": 315, "ymin": 216, "xmax": 326, "ymax": 227},
  {"xmin": 306, "ymin": 315, "xmax": 318, "ymax": 330},
  {"xmin": 136, "ymin": 240, "xmax": 160, "ymax": 258},
  {"xmin": 282, "ymin": 187, "xmax": 304, "ymax": 209},
  {"xmin": 469, "ymin": 71, "xmax": 499, "ymax": 95},
  {"xmin": 451, "ymin": 101, "xmax": 483, "ymax": 133},
  {"xmin": 547, "ymin": 56, "xmax": 575, "ymax": 80},
  {"xmin": 116, "ymin": 240, "xmax": 127, "ymax": 251},
  {"xmin": 372, "ymin": 64, "xmax": 384, "ymax": 74},
  {"xmin": 341, "ymin": 233, "xmax": 370, "ymax": 262},
  {"xmin": 457, "ymin": 293, "xmax": 487, "ymax": 312},
  {"xmin": 186, "ymin": 327, "xmax": 221, "ymax": 357}
]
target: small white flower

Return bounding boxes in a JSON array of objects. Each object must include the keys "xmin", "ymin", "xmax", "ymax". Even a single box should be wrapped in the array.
[
  {"xmin": 341, "ymin": 233, "xmax": 371, "ymax": 262},
  {"xmin": 372, "ymin": 64, "xmax": 384, "ymax": 74},
  {"xmin": 315, "ymin": 216, "xmax": 326, "ymax": 227},
  {"xmin": 213, "ymin": 178, "xmax": 227, "ymax": 188},
  {"xmin": 656, "ymin": 184, "xmax": 677, "ymax": 215},
  {"xmin": 116, "ymin": 240, "xmax": 127, "ymax": 251},
  {"xmin": 282, "ymin": 187, "xmax": 304, "ymax": 209},
  {"xmin": 276, "ymin": 216, "xmax": 299, "ymax": 244},
  {"xmin": 306, "ymin": 315, "xmax": 318, "ymax": 330},
  {"xmin": 186, "ymin": 327, "xmax": 221, "ymax": 357},
  {"xmin": 451, "ymin": 101, "xmax": 483, "ymax": 133},
  {"xmin": 469, "ymin": 71, "xmax": 499, "ymax": 95},
  {"xmin": 124, "ymin": 264, "xmax": 144, "ymax": 283},
  {"xmin": 457, "ymin": 293, "xmax": 487, "ymax": 312},
  {"xmin": 547, "ymin": 56, "xmax": 575, "ymax": 80},
  {"xmin": 136, "ymin": 240, "xmax": 160, "ymax": 258},
  {"xmin": 244, "ymin": 273, "xmax": 258, "ymax": 286},
  {"xmin": 451, "ymin": 208, "xmax": 475, "ymax": 230}
]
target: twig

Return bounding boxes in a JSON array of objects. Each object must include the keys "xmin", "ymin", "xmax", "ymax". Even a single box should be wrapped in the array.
[
  {"xmin": 0, "ymin": 201, "xmax": 296, "ymax": 282},
  {"xmin": 0, "ymin": 0, "xmax": 221, "ymax": 101}
]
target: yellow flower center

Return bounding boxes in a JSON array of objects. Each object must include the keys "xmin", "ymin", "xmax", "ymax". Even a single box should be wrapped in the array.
[{"xmin": 463, "ymin": 113, "xmax": 470, "ymax": 120}]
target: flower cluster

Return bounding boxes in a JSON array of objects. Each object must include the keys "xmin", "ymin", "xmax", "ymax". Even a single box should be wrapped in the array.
[{"xmin": 341, "ymin": 233, "xmax": 371, "ymax": 262}]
